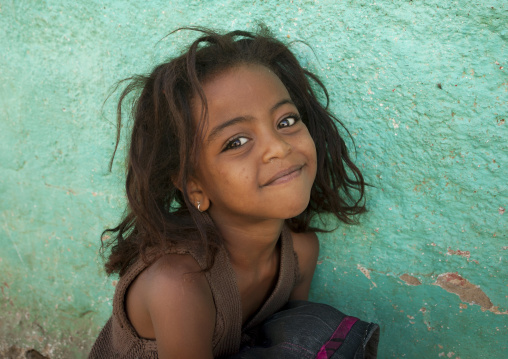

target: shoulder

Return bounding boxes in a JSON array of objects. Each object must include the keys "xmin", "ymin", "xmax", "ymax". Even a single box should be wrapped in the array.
[
  {"xmin": 126, "ymin": 253, "xmax": 215, "ymax": 357},
  {"xmin": 288, "ymin": 231, "xmax": 320, "ymax": 301},
  {"xmin": 130, "ymin": 253, "xmax": 211, "ymax": 302},
  {"xmin": 291, "ymin": 230, "xmax": 319, "ymax": 252},
  {"xmin": 143, "ymin": 252, "xmax": 205, "ymax": 283},
  {"xmin": 132, "ymin": 252, "xmax": 214, "ymax": 316},
  {"xmin": 291, "ymin": 231, "xmax": 319, "ymax": 266}
]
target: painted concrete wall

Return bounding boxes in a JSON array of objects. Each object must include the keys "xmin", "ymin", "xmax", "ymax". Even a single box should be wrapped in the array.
[{"xmin": 1, "ymin": 1, "xmax": 506, "ymax": 358}]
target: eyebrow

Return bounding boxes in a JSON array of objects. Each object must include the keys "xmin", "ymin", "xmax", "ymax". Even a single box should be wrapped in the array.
[{"xmin": 207, "ymin": 98, "xmax": 296, "ymax": 143}]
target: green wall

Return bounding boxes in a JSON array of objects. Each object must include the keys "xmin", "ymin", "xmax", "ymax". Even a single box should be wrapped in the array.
[{"xmin": 1, "ymin": 1, "xmax": 506, "ymax": 358}]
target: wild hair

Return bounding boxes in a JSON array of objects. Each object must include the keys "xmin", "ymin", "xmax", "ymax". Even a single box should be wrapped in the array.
[{"xmin": 102, "ymin": 26, "xmax": 366, "ymax": 276}]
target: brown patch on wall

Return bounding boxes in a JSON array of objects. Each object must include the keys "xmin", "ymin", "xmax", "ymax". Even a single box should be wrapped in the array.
[
  {"xmin": 356, "ymin": 264, "xmax": 377, "ymax": 288},
  {"xmin": 400, "ymin": 274, "xmax": 422, "ymax": 286},
  {"xmin": 0, "ymin": 346, "xmax": 50, "ymax": 359},
  {"xmin": 357, "ymin": 264, "xmax": 371, "ymax": 279},
  {"xmin": 447, "ymin": 248, "xmax": 471, "ymax": 259},
  {"xmin": 434, "ymin": 273, "xmax": 495, "ymax": 311},
  {"xmin": 434, "ymin": 272, "xmax": 492, "ymax": 309}
]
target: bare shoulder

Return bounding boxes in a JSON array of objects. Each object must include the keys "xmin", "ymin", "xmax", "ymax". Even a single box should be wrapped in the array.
[
  {"xmin": 289, "ymin": 231, "xmax": 320, "ymax": 301},
  {"xmin": 291, "ymin": 231, "xmax": 320, "ymax": 264},
  {"xmin": 126, "ymin": 253, "xmax": 215, "ymax": 358},
  {"xmin": 291, "ymin": 231, "xmax": 319, "ymax": 276},
  {"xmin": 143, "ymin": 252, "xmax": 206, "ymax": 285},
  {"xmin": 131, "ymin": 253, "xmax": 211, "ymax": 307}
]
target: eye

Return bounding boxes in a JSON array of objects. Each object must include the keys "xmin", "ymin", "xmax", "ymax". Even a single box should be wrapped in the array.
[
  {"xmin": 223, "ymin": 136, "xmax": 249, "ymax": 151},
  {"xmin": 278, "ymin": 114, "xmax": 301, "ymax": 129}
]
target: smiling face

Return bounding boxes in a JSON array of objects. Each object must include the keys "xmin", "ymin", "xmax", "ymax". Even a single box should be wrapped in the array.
[{"xmin": 189, "ymin": 63, "xmax": 317, "ymax": 227}]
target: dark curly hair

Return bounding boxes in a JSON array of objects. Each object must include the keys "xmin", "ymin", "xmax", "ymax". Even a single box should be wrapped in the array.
[{"xmin": 102, "ymin": 27, "xmax": 366, "ymax": 276}]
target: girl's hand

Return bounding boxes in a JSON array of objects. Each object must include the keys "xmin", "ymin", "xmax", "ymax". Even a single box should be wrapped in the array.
[
  {"xmin": 126, "ymin": 254, "xmax": 215, "ymax": 359},
  {"xmin": 289, "ymin": 231, "xmax": 320, "ymax": 301}
]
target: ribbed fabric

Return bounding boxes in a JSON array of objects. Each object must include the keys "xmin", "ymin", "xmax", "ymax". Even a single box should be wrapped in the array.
[{"xmin": 88, "ymin": 225, "xmax": 297, "ymax": 358}]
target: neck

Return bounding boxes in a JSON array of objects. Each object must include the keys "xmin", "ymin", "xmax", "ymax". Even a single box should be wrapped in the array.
[{"xmin": 210, "ymin": 215, "xmax": 285, "ymax": 271}]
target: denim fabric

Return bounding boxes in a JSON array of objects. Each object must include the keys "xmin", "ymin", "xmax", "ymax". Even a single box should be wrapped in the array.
[{"xmin": 225, "ymin": 301, "xmax": 380, "ymax": 359}]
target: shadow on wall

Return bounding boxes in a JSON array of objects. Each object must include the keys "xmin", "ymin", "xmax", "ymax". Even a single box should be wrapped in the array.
[{"xmin": 1, "ymin": 347, "xmax": 50, "ymax": 359}]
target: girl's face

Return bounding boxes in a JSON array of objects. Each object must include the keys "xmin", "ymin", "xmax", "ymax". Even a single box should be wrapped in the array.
[{"xmin": 191, "ymin": 63, "xmax": 317, "ymax": 226}]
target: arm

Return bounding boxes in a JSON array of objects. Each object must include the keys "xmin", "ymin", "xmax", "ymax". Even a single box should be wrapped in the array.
[
  {"xmin": 289, "ymin": 231, "xmax": 320, "ymax": 301},
  {"xmin": 126, "ymin": 254, "xmax": 215, "ymax": 359}
]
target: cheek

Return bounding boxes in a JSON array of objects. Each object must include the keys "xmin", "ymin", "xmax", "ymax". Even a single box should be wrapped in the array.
[
  {"xmin": 217, "ymin": 168, "xmax": 229, "ymax": 183},
  {"xmin": 301, "ymin": 131, "xmax": 317, "ymax": 162},
  {"xmin": 310, "ymin": 138, "xmax": 317, "ymax": 158},
  {"xmin": 217, "ymin": 166, "xmax": 246, "ymax": 178},
  {"xmin": 214, "ymin": 165, "xmax": 253, "ymax": 191},
  {"xmin": 301, "ymin": 134, "xmax": 318, "ymax": 179},
  {"xmin": 239, "ymin": 167, "xmax": 251, "ymax": 181}
]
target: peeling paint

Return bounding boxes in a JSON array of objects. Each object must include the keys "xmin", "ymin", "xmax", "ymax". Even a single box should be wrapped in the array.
[
  {"xmin": 446, "ymin": 248, "xmax": 470, "ymax": 259},
  {"xmin": 399, "ymin": 274, "xmax": 422, "ymax": 286},
  {"xmin": 357, "ymin": 264, "xmax": 377, "ymax": 288},
  {"xmin": 434, "ymin": 273, "xmax": 508, "ymax": 315}
]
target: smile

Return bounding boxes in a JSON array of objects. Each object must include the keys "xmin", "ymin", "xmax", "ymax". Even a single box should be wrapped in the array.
[{"xmin": 261, "ymin": 165, "xmax": 304, "ymax": 187}]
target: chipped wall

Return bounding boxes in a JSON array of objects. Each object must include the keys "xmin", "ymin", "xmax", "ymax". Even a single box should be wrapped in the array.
[{"xmin": 1, "ymin": 1, "xmax": 506, "ymax": 358}]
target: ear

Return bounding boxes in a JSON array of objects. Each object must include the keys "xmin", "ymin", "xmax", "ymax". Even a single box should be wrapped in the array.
[
  {"xmin": 171, "ymin": 174, "xmax": 183, "ymax": 192},
  {"xmin": 186, "ymin": 177, "xmax": 210, "ymax": 212}
]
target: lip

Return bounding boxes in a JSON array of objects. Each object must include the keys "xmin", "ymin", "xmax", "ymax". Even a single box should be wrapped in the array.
[{"xmin": 261, "ymin": 164, "xmax": 304, "ymax": 187}]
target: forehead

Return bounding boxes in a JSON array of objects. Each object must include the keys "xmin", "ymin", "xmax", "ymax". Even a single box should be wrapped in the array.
[
  {"xmin": 202, "ymin": 63, "xmax": 287, "ymax": 97},
  {"xmin": 193, "ymin": 63, "xmax": 291, "ymax": 123}
]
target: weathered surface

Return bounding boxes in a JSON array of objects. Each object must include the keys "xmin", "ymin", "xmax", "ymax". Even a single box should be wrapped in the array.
[
  {"xmin": 435, "ymin": 273, "xmax": 493, "ymax": 310},
  {"xmin": 400, "ymin": 274, "xmax": 422, "ymax": 286},
  {"xmin": 1, "ymin": 0, "xmax": 506, "ymax": 358}
]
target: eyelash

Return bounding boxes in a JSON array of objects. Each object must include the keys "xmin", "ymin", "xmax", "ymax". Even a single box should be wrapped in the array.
[
  {"xmin": 278, "ymin": 113, "xmax": 301, "ymax": 129},
  {"xmin": 222, "ymin": 113, "xmax": 301, "ymax": 152},
  {"xmin": 223, "ymin": 136, "xmax": 249, "ymax": 151}
]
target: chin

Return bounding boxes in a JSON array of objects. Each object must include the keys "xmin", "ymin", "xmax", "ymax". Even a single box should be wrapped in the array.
[{"xmin": 281, "ymin": 196, "xmax": 311, "ymax": 219}]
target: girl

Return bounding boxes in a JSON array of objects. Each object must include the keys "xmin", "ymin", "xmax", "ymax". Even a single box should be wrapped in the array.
[{"xmin": 90, "ymin": 27, "xmax": 379, "ymax": 358}]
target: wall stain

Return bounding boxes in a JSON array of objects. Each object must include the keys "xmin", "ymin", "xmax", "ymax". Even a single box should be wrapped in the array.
[
  {"xmin": 0, "ymin": 346, "xmax": 50, "ymax": 359},
  {"xmin": 44, "ymin": 182, "xmax": 77, "ymax": 195},
  {"xmin": 399, "ymin": 274, "xmax": 422, "ymax": 286},
  {"xmin": 357, "ymin": 264, "xmax": 377, "ymax": 288},
  {"xmin": 434, "ymin": 273, "xmax": 508, "ymax": 315},
  {"xmin": 446, "ymin": 249, "xmax": 470, "ymax": 259}
]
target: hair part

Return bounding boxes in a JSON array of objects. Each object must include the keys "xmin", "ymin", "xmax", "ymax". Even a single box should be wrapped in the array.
[{"xmin": 101, "ymin": 26, "xmax": 366, "ymax": 276}]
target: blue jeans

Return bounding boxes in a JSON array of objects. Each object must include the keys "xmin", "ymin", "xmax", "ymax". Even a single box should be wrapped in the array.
[{"xmin": 227, "ymin": 301, "xmax": 380, "ymax": 359}]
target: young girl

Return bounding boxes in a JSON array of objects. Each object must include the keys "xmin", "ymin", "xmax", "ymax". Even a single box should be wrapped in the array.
[{"xmin": 90, "ymin": 27, "xmax": 379, "ymax": 359}]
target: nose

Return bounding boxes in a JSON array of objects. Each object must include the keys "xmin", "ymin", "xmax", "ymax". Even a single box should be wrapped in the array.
[{"xmin": 261, "ymin": 129, "xmax": 292, "ymax": 164}]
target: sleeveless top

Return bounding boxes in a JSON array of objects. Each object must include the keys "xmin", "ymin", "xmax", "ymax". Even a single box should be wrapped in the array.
[{"xmin": 89, "ymin": 226, "xmax": 298, "ymax": 358}]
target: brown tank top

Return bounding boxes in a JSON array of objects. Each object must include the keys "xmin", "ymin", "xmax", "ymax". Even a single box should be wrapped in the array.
[{"xmin": 89, "ymin": 226, "xmax": 298, "ymax": 358}]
